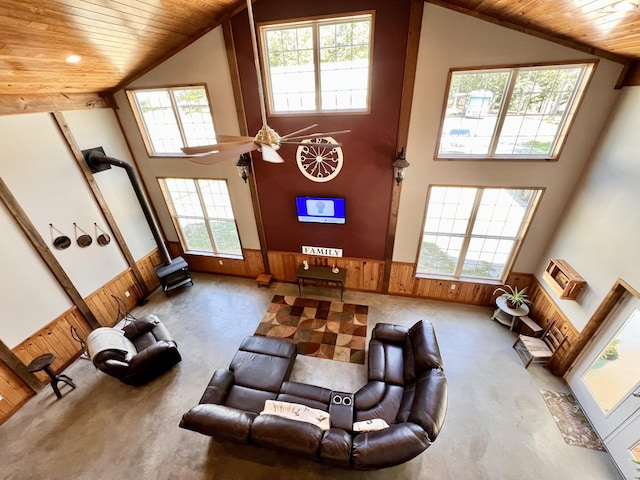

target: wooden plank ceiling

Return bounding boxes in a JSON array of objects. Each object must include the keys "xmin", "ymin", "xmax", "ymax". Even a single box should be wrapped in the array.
[{"xmin": 1, "ymin": 0, "xmax": 640, "ymax": 106}]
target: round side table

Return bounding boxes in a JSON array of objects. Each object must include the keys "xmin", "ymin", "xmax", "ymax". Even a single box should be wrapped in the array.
[{"xmin": 492, "ymin": 295, "xmax": 530, "ymax": 331}]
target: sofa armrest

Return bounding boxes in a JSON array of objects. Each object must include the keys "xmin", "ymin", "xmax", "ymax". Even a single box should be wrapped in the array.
[
  {"xmin": 126, "ymin": 341, "xmax": 174, "ymax": 371},
  {"xmin": 199, "ymin": 369, "xmax": 235, "ymax": 405},
  {"xmin": 320, "ymin": 428, "xmax": 353, "ymax": 468},
  {"xmin": 179, "ymin": 404, "xmax": 256, "ymax": 443},
  {"xmin": 250, "ymin": 414, "xmax": 324, "ymax": 460},
  {"xmin": 351, "ymin": 422, "xmax": 430, "ymax": 470},
  {"xmin": 409, "ymin": 320, "xmax": 444, "ymax": 372},
  {"xmin": 408, "ymin": 371, "xmax": 448, "ymax": 441}
]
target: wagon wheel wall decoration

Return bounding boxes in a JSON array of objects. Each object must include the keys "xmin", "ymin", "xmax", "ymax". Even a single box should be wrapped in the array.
[{"xmin": 296, "ymin": 137, "xmax": 343, "ymax": 183}]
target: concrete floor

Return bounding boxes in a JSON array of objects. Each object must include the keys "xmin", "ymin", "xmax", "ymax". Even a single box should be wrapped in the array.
[{"xmin": 0, "ymin": 273, "xmax": 621, "ymax": 479}]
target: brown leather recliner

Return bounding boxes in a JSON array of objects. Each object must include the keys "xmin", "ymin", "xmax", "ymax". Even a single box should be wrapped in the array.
[
  {"xmin": 180, "ymin": 320, "xmax": 447, "ymax": 470},
  {"xmin": 87, "ymin": 314, "xmax": 181, "ymax": 386}
]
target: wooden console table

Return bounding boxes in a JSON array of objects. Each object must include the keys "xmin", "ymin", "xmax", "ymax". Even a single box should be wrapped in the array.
[{"xmin": 296, "ymin": 264, "xmax": 346, "ymax": 301}]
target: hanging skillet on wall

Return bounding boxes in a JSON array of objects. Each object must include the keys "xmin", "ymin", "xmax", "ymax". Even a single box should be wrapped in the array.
[
  {"xmin": 94, "ymin": 223, "xmax": 111, "ymax": 246},
  {"xmin": 74, "ymin": 223, "xmax": 93, "ymax": 248},
  {"xmin": 49, "ymin": 224, "xmax": 71, "ymax": 250}
]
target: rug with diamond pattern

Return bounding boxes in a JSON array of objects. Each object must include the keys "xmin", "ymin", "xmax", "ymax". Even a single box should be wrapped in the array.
[{"xmin": 254, "ymin": 295, "xmax": 368, "ymax": 364}]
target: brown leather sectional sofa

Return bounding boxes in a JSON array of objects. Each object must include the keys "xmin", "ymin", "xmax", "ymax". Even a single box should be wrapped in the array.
[{"xmin": 179, "ymin": 320, "xmax": 448, "ymax": 470}]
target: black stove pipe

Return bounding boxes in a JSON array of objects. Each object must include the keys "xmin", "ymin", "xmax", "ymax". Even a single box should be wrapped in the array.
[{"xmin": 86, "ymin": 152, "xmax": 172, "ymax": 266}]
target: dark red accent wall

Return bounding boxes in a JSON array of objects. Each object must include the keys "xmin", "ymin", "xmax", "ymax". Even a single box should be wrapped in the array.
[{"xmin": 231, "ymin": 0, "xmax": 411, "ymax": 260}]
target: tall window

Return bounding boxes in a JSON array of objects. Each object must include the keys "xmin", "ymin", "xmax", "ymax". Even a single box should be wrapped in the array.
[
  {"xmin": 261, "ymin": 13, "xmax": 373, "ymax": 113},
  {"xmin": 158, "ymin": 178, "xmax": 242, "ymax": 257},
  {"xmin": 127, "ymin": 86, "xmax": 216, "ymax": 155},
  {"xmin": 417, "ymin": 187, "xmax": 542, "ymax": 281},
  {"xmin": 438, "ymin": 62, "xmax": 594, "ymax": 160}
]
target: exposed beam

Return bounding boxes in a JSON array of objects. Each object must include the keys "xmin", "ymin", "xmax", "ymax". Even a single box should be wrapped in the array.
[
  {"xmin": 223, "ymin": 19, "xmax": 271, "ymax": 275},
  {"xmin": 51, "ymin": 112, "xmax": 152, "ymax": 298},
  {"xmin": 0, "ymin": 339, "xmax": 43, "ymax": 393},
  {"xmin": 0, "ymin": 177, "xmax": 101, "ymax": 330},
  {"xmin": 0, "ymin": 93, "xmax": 114, "ymax": 115},
  {"xmin": 382, "ymin": 0, "xmax": 424, "ymax": 293}
]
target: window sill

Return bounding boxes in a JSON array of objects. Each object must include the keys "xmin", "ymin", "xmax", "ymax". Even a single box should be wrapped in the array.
[
  {"xmin": 414, "ymin": 273, "xmax": 503, "ymax": 286},
  {"xmin": 182, "ymin": 251, "xmax": 244, "ymax": 261},
  {"xmin": 435, "ymin": 155, "xmax": 556, "ymax": 162}
]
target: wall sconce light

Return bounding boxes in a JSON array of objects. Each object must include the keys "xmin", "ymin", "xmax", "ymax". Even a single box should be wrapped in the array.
[
  {"xmin": 236, "ymin": 153, "xmax": 252, "ymax": 183},
  {"xmin": 392, "ymin": 148, "xmax": 410, "ymax": 184}
]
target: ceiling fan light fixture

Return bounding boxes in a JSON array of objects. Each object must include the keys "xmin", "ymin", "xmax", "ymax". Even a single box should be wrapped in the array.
[{"xmin": 254, "ymin": 124, "xmax": 281, "ymax": 150}]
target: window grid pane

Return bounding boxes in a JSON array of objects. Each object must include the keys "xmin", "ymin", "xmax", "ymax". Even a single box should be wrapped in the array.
[
  {"xmin": 134, "ymin": 91, "xmax": 183, "ymax": 154},
  {"xmin": 417, "ymin": 187, "xmax": 538, "ymax": 280},
  {"xmin": 262, "ymin": 14, "xmax": 371, "ymax": 114},
  {"xmin": 438, "ymin": 63, "xmax": 591, "ymax": 159},
  {"xmin": 265, "ymin": 27, "xmax": 316, "ymax": 112},
  {"xmin": 172, "ymin": 87, "xmax": 217, "ymax": 147},
  {"xmin": 132, "ymin": 86, "xmax": 216, "ymax": 155},
  {"xmin": 160, "ymin": 178, "xmax": 242, "ymax": 256}
]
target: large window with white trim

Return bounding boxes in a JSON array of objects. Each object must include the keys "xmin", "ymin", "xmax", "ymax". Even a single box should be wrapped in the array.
[
  {"xmin": 437, "ymin": 62, "xmax": 595, "ymax": 160},
  {"xmin": 260, "ymin": 13, "xmax": 373, "ymax": 114},
  {"xmin": 127, "ymin": 85, "xmax": 216, "ymax": 155},
  {"xmin": 158, "ymin": 178, "xmax": 242, "ymax": 257},
  {"xmin": 417, "ymin": 186, "xmax": 542, "ymax": 281}
]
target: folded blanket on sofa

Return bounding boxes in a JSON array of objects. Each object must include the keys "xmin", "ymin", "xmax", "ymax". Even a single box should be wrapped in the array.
[{"xmin": 260, "ymin": 400, "xmax": 331, "ymax": 430}]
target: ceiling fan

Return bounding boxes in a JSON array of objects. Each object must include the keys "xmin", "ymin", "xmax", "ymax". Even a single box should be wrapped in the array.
[{"xmin": 181, "ymin": 0, "xmax": 348, "ymax": 165}]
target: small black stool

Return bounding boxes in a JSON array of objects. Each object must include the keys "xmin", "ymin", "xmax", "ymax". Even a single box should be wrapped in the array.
[{"xmin": 27, "ymin": 353, "xmax": 76, "ymax": 399}]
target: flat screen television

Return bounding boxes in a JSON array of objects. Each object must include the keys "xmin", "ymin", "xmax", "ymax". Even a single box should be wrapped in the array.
[{"xmin": 295, "ymin": 196, "xmax": 346, "ymax": 224}]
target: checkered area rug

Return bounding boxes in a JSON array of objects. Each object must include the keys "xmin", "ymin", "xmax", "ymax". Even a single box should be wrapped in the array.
[{"xmin": 254, "ymin": 295, "xmax": 368, "ymax": 364}]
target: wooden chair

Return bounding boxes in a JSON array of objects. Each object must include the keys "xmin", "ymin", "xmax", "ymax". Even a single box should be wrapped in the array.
[{"xmin": 512, "ymin": 321, "xmax": 567, "ymax": 368}]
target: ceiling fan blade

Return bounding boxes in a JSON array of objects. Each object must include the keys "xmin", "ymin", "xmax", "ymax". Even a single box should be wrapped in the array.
[
  {"xmin": 186, "ymin": 143, "xmax": 258, "ymax": 165},
  {"xmin": 182, "ymin": 140, "xmax": 256, "ymax": 155},
  {"xmin": 281, "ymin": 140, "xmax": 343, "ymax": 147},
  {"xmin": 261, "ymin": 144, "xmax": 285, "ymax": 163},
  {"xmin": 280, "ymin": 124, "xmax": 319, "ymax": 140},
  {"xmin": 282, "ymin": 130, "xmax": 351, "ymax": 141},
  {"xmin": 216, "ymin": 135, "xmax": 256, "ymax": 143}
]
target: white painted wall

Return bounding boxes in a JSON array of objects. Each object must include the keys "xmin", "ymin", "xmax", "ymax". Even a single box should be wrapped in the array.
[
  {"xmin": 0, "ymin": 111, "xmax": 140, "ymax": 346},
  {"xmin": 0, "ymin": 202, "xmax": 72, "ymax": 349},
  {"xmin": 538, "ymin": 87, "xmax": 640, "ymax": 332},
  {"xmin": 394, "ymin": 5, "xmax": 623, "ymax": 275},
  {"xmin": 63, "ymin": 109, "xmax": 157, "ymax": 261},
  {"xmin": 114, "ymin": 26, "xmax": 261, "ymax": 250}
]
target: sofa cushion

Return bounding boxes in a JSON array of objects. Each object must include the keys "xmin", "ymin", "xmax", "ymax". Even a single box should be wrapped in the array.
[
  {"xmin": 251, "ymin": 414, "xmax": 323, "ymax": 460},
  {"xmin": 320, "ymin": 428, "xmax": 352, "ymax": 468},
  {"xmin": 230, "ymin": 350, "xmax": 294, "ymax": 393},
  {"xmin": 225, "ymin": 385, "xmax": 277, "ymax": 414},
  {"xmin": 354, "ymin": 383, "xmax": 404, "ymax": 425},
  {"xmin": 277, "ymin": 381, "xmax": 331, "ymax": 411}
]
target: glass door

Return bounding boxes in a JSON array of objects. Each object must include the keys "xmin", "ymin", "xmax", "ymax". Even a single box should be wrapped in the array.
[{"xmin": 567, "ymin": 292, "xmax": 640, "ymax": 438}]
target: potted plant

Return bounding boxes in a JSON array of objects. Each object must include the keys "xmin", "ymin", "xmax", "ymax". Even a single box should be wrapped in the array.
[{"xmin": 493, "ymin": 285, "xmax": 531, "ymax": 309}]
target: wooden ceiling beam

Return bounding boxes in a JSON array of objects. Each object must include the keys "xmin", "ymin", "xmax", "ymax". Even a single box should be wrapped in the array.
[{"xmin": 0, "ymin": 92, "xmax": 114, "ymax": 115}]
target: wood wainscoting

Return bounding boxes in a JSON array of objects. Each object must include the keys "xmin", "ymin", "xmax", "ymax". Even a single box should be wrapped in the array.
[
  {"xmin": 525, "ymin": 280, "xmax": 580, "ymax": 376},
  {"xmin": 0, "ymin": 249, "xmax": 162, "ymax": 426},
  {"xmin": 388, "ymin": 262, "xmax": 534, "ymax": 306},
  {"xmin": 167, "ymin": 242, "xmax": 264, "ymax": 278},
  {"xmin": 268, "ymin": 251, "xmax": 385, "ymax": 292}
]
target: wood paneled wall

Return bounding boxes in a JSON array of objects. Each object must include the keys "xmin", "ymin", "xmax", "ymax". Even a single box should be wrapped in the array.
[
  {"xmin": 0, "ymin": 249, "xmax": 161, "ymax": 426},
  {"xmin": 167, "ymin": 242, "xmax": 264, "ymax": 279},
  {"xmin": 268, "ymin": 251, "xmax": 385, "ymax": 292},
  {"xmin": 525, "ymin": 280, "xmax": 580, "ymax": 376},
  {"xmin": 388, "ymin": 262, "xmax": 533, "ymax": 305}
]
